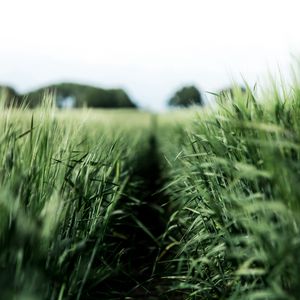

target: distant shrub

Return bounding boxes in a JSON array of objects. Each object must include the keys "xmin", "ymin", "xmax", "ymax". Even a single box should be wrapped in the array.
[
  {"xmin": 168, "ymin": 85, "xmax": 203, "ymax": 107},
  {"xmin": 0, "ymin": 85, "xmax": 21, "ymax": 106},
  {"xmin": 218, "ymin": 85, "xmax": 246, "ymax": 99}
]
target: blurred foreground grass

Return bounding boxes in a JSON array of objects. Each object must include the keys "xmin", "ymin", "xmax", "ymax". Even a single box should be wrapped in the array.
[{"xmin": 0, "ymin": 105, "xmax": 152, "ymax": 299}]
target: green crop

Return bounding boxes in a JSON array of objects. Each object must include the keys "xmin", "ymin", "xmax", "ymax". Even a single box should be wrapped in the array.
[
  {"xmin": 0, "ymin": 100, "xmax": 152, "ymax": 299},
  {"xmin": 160, "ymin": 83, "xmax": 300, "ymax": 299},
  {"xmin": 2, "ymin": 76, "xmax": 300, "ymax": 299}
]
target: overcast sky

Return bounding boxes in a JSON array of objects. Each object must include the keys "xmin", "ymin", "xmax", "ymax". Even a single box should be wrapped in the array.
[{"xmin": 0, "ymin": 0, "xmax": 299, "ymax": 109}]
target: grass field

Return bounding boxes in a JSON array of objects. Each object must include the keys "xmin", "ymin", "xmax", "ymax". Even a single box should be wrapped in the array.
[{"xmin": 1, "ymin": 81, "xmax": 300, "ymax": 299}]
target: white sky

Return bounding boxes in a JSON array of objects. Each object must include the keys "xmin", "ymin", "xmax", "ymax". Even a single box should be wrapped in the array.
[{"xmin": 0, "ymin": 0, "xmax": 299, "ymax": 109}]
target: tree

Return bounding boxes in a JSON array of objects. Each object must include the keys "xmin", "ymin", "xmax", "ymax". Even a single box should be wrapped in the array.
[
  {"xmin": 22, "ymin": 83, "xmax": 137, "ymax": 108},
  {"xmin": 168, "ymin": 85, "xmax": 203, "ymax": 107}
]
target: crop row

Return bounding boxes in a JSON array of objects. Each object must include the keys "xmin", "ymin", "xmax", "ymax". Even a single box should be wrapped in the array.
[{"xmin": 160, "ymin": 85, "xmax": 300, "ymax": 299}]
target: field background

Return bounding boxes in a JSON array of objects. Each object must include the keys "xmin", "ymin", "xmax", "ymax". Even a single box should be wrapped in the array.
[{"xmin": 1, "ymin": 83, "xmax": 300, "ymax": 299}]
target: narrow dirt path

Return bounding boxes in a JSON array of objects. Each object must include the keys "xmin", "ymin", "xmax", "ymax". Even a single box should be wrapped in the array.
[{"xmin": 86, "ymin": 116, "xmax": 172, "ymax": 299}]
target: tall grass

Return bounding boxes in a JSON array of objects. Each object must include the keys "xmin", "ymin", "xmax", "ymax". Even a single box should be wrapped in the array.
[
  {"xmin": 0, "ymin": 101, "xmax": 151, "ymax": 299},
  {"xmin": 160, "ymin": 83, "xmax": 300, "ymax": 299}
]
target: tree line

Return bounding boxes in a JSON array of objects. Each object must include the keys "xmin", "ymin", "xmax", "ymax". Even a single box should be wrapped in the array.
[
  {"xmin": 0, "ymin": 83, "xmax": 136, "ymax": 108},
  {"xmin": 0, "ymin": 82, "xmax": 246, "ymax": 108}
]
